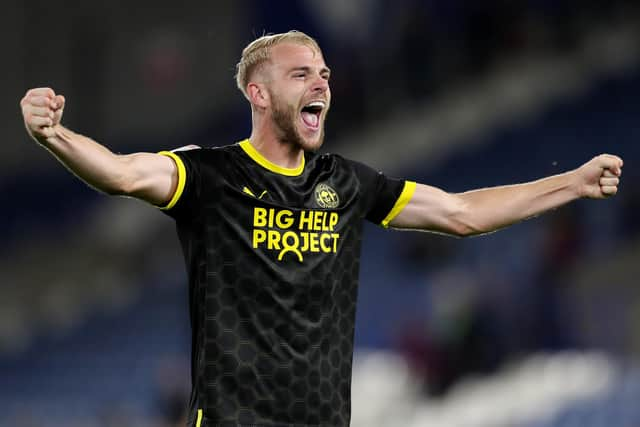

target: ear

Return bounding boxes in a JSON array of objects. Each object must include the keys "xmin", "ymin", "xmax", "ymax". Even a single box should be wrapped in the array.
[{"xmin": 247, "ymin": 83, "xmax": 270, "ymax": 109}]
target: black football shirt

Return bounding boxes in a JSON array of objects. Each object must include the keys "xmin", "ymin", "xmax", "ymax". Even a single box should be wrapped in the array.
[{"xmin": 158, "ymin": 139, "xmax": 415, "ymax": 427}]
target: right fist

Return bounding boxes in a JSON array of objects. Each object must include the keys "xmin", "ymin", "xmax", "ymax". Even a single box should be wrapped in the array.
[{"xmin": 20, "ymin": 88, "xmax": 65, "ymax": 141}]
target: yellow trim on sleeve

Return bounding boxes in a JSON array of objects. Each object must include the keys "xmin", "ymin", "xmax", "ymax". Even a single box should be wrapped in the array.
[
  {"xmin": 157, "ymin": 151, "xmax": 187, "ymax": 210},
  {"xmin": 239, "ymin": 139, "xmax": 304, "ymax": 176},
  {"xmin": 381, "ymin": 181, "xmax": 416, "ymax": 228},
  {"xmin": 196, "ymin": 408, "xmax": 203, "ymax": 427}
]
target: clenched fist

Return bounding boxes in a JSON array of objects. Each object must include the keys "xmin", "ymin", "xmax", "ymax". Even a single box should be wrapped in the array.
[
  {"xmin": 20, "ymin": 87, "xmax": 65, "ymax": 141},
  {"xmin": 576, "ymin": 154, "xmax": 623, "ymax": 199}
]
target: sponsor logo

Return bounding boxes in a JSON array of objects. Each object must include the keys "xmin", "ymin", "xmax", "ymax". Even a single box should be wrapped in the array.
[{"xmin": 252, "ymin": 207, "xmax": 340, "ymax": 262}]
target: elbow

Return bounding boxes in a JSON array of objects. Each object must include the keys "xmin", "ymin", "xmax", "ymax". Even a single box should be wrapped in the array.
[
  {"xmin": 448, "ymin": 204, "xmax": 485, "ymax": 237},
  {"xmin": 108, "ymin": 174, "xmax": 143, "ymax": 197},
  {"xmin": 453, "ymin": 217, "xmax": 496, "ymax": 238},
  {"xmin": 101, "ymin": 181, "xmax": 130, "ymax": 197},
  {"xmin": 450, "ymin": 222, "xmax": 480, "ymax": 238},
  {"xmin": 103, "ymin": 182, "xmax": 129, "ymax": 197},
  {"xmin": 102, "ymin": 156, "xmax": 138, "ymax": 196}
]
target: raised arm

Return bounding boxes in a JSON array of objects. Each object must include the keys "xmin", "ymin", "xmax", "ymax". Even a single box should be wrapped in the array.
[
  {"xmin": 20, "ymin": 87, "xmax": 177, "ymax": 206},
  {"xmin": 389, "ymin": 154, "xmax": 623, "ymax": 236}
]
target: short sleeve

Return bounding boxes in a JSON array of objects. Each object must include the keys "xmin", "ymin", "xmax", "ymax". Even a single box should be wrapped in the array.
[
  {"xmin": 157, "ymin": 148, "xmax": 202, "ymax": 221},
  {"xmin": 350, "ymin": 160, "xmax": 416, "ymax": 227}
]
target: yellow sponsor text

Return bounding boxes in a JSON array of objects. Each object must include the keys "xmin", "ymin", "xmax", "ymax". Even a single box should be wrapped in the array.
[{"xmin": 252, "ymin": 207, "xmax": 340, "ymax": 262}]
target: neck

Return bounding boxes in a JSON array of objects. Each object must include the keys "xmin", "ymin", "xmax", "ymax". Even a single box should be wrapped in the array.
[{"xmin": 248, "ymin": 116, "xmax": 304, "ymax": 170}]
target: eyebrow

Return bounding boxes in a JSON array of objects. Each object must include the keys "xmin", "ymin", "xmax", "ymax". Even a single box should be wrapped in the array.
[{"xmin": 289, "ymin": 66, "xmax": 331, "ymax": 76}]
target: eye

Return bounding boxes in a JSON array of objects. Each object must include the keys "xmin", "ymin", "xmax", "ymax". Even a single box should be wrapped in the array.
[{"xmin": 293, "ymin": 73, "xmax": 306, "ymax": 79}]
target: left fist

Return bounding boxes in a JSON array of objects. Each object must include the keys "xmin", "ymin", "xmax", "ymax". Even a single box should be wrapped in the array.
[{"xmin": 577, "ymin": 154, "xmax": 623, "ymax": 199}]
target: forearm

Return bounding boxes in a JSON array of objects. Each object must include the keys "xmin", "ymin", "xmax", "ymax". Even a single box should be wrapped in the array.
[
  {"xmin": 36, "ymin": 124, "xmax": 132, "ymax": 195},
  {"xmin": 456, "ymin": 170, "xmax": 580, "ymax": 235},
  {"xmin": 21, "ymin": 88, "xmax": 178, "ymax": 205},
  {"xmin": 390, "ymin": 154, "xmax": 621, "ymax": 236}
]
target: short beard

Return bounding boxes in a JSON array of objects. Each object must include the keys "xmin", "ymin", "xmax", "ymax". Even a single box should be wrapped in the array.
[{"xmin": 271, "ymin": 96, "xmax": 325, "ymax": 152}]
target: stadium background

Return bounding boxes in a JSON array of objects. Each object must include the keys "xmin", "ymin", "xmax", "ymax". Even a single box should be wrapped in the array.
[{"xmin": 1, "ymin": 1, "xmax": 640, "ymax": 426}]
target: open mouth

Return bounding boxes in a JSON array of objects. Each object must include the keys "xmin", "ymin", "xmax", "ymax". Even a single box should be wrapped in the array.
[{"xmin": 300, "ymin": 101, "xmax": 325, "ymax": 130}]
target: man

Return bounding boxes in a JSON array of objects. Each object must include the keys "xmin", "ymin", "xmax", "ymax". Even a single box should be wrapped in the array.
[{"xmin": 21, "ymin": 31, "xmax": 622, "ymax": 427}]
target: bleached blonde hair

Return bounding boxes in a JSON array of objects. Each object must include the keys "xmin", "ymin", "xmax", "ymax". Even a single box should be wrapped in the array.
[{"xmin": 235, "ymin": 30, "xmax": 322, "ymax": 100}]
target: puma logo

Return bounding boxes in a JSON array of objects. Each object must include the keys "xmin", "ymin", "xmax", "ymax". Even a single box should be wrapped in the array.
[{"xmin": 243, "ymin": 187, "xmax": 268, "ymax": 199}]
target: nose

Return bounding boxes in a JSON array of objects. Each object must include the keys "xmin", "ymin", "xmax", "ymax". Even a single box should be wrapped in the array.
[{"xmin": 311, "ymin": 75, "xmax": 329, "ymax": 94}]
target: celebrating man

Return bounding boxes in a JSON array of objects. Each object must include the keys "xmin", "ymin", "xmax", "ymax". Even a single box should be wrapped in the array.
[{"xmin": 21, "ymin": 31, "xmax": 622, "ymax": 427}]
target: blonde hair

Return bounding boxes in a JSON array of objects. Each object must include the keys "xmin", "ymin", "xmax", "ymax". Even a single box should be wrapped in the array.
[{"xmin": 235, "ymin": 30, "xmax": 322, "ymax": 99}]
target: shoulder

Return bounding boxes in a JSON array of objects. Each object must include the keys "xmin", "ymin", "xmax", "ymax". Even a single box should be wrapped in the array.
[
  {"xmin": 305, "ymin": 152, "xmax": 386, "ymax": 188},
  {"xmin": 305, "ymin": 151, "xmax": 383, "ymax": 194},
  {"xmin": 305, "ymin": 151, "xmax": 363, "ymax": 172},
  {"xmin": 166, "ymin": 142, "xmax": 239, "ymax": 162}
]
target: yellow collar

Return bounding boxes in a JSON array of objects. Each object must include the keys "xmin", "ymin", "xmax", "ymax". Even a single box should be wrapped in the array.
[{"xmin": 238, "ymin": 139, "xmax": 304, "ymax": 176}]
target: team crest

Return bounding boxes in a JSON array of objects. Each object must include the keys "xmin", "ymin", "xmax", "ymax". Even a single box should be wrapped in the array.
[{"xmin": 314, "ymin": 183, "xmax": 339, "ymax": 208}]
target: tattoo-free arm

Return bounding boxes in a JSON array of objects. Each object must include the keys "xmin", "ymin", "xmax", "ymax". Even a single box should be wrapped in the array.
[
  {"xmin": 21, "ymin": 87, "xmax": 178, "ymax": 206},
  {"xmin": 389, "ymin": 155, "xmax": 623, "ymax": 236}
]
